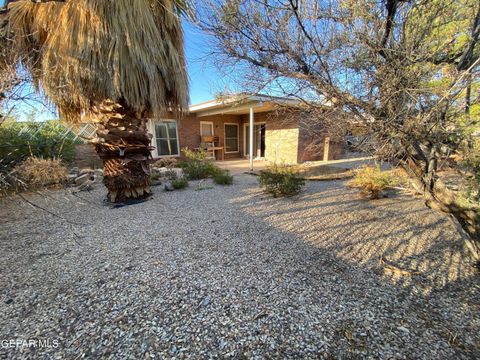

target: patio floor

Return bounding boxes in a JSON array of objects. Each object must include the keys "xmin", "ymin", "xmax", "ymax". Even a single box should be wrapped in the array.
[{"xmin": 215, "ymin": 158, "xmax": 268, "ymax": 174}]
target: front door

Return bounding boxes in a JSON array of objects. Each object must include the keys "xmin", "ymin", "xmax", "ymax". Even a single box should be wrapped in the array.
[{"xmin": 245, "ymin": 123, "xmax": 266, "ymax": 158}]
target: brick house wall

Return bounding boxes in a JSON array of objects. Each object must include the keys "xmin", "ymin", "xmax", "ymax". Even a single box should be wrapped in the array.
[
  {"xmin": 149, "ymin": 113, "xmax": 245, "ymax": 160},
  {"xmin": 297, "ymin": 116, "xmax": 345, "ymax": 162},
  {"xmin": 188, "ymin": 114, "xmax": 244, "ymax": 159},
  {"xmin": 74, "ymin": 144, "xmax": 102, "ymax": 169},
  {"xmin": 245, "ymin": 110, "xmax": 345, "ymax": 164},
  {"xmin": 148, "ymin": 108, "xmax": 345, "ymax": 163}
]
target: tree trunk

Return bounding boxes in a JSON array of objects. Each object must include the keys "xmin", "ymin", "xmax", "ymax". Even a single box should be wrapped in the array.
[
  {"xmin": 91, "ymin": 101, "xmax": 153, "ymax": 203},
  {"xmin": 465, "ymin": 72, "xmax": 473, "ymax": 149},
  {"xmin": 402, "ymin": 159, "xmax": 480, "ymax": 264}
]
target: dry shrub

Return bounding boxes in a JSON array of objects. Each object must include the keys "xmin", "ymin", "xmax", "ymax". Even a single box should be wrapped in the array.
[
  {"xmin": 152, "ymin": 157, "xmax": 177, "ymax": 168},
  {"xmin": 14, "ymin": 157, "xmax": 68, "ymax": 187},
  {"xmin": 347, "ymin": 165, "xmax": 400, "ymax": 199}
]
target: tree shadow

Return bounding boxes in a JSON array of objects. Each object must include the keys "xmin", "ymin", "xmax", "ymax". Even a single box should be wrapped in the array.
[
  {"xmin": 229, "ymin": 180, "xmax": 480, "ymax": 356},
  {"xmin": 1, "ymin": 180, "xmax": 479, "ymax": 358}
]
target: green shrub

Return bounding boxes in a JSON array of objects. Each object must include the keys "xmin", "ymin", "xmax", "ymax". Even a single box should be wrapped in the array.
[
  {"xmin": 179, "ymin": 148, "xmax": 219, "ymax": 180},
  {"xmin": 164, "ymin": 169, "xmax": 178, "ymax": 181},
  {"xmin": 162, "ymin": 168, "xmax": 189, "ymax": 189},
  {"xmin": 258, "ymin": 164, "xmax": 305, "ymax": 197},
  {"xmin": 171, "ymin": 177, "xmax": 189, "ymax": 189},
  {"xmin": 213, "ymin": 169, "xmax": 233, "ymax": 185},
  {"xmin": 0, "ymin": 119, "xmax": 78, "ymax": 171},
  {"xmin": 463, "ymin": 151, "xmax": 480, "ymax": 184},
  {"xmin": 347, "ymin": 165, "xmax": 400, "ymax": 199},
  {"xmin": 150, "ymin": 169, "xmax": 161, "ymax": 180}
]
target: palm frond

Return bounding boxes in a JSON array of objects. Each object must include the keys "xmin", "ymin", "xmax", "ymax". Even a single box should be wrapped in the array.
[{"xmin": 5, "ymin": 0, "xmax": 189, "ymax": 122}]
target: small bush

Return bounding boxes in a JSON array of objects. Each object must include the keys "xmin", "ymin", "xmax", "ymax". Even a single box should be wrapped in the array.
[
  {"xmin": 259, "ymin": 164, "xmax": 305, "ymax": 197},
  {"xmin": 179, "ymin": 148, "xmax": 219, "ymax": 180},
  {"xmin": 213, "ymin": 169, "xmax": 233, "ymax": 185},
  {"xmin": 182, "ymin": 148, "xmax": 211, "ymax": 162},
  {"xmin": 164, "ymin": 169, "xmax": 178, "ymax": 181},
  {"xmin": 14, "ymin": 157, "xmax": 68, "ymax": 187},
  {"xmin": 460, "ymin": 151, "xmax": 480, "ymax": 204},
  {"xmin": 171, "ymin": 177, "xmax": 189, "ymax": 189},
  {"xmin": 347, "ymin": 165, "xmax": 399, "ymax": 199},
  {"xmin": 463, "ymin": 151, "xmax": 480, "ymax": 185},
  {"xmin": 150, "ymin": 169, "xmax": 161, "ymax": 181}
]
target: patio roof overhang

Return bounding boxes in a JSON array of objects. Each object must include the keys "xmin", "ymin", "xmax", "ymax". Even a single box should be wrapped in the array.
[{"xmin": 189, "ymin": 94, "xmax": 300, "ymax": 117}]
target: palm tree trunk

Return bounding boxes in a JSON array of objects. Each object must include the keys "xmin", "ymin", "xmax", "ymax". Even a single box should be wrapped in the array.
[{"xmin": 92, "ymin": 101, "xmax": 153, "ymax": 203}]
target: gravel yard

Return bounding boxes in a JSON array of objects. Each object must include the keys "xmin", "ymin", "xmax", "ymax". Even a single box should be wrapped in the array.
[{"xmin": 0, "ymin": 175, "xmax": 479, "ymax": 359}]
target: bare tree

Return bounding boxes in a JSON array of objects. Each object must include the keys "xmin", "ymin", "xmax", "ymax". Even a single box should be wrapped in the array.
[{"xmin": 194, "ymin": 0, "xmax": 480, "ymax": 261}]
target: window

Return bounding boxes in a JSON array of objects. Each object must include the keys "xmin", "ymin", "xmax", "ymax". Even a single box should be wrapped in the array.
[
  {"xmin": 200, "ymin": 121, "xmax": 214, "ymax": 136},
  {"xmin": 155, "ymin": 120, "xmax": 179, "ymax": 156},
  {"xmin": 224, "ymin": 124, "xmax": 239, "ymax": 153}
]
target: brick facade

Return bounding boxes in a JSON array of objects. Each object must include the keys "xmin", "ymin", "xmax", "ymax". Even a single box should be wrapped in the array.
[
  {"xmin": 147, "ymin": 109, "xmax": 345, "ymax": 163},
  {"xmin": 298, "ymin": 117, "xmax": 344, "ymax": 162},
  {"xmin": 74, "ymin": 144, "xmax": 102, "ymax": 169},
  {"xmin": 73, "ymin": 108, "xmax": 344, "ymax": 168}
]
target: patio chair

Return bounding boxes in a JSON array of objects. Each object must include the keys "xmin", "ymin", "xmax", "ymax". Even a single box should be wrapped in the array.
[{"xmin": 201, "ymin": 135, "xmax": 224, "ymax": 161}]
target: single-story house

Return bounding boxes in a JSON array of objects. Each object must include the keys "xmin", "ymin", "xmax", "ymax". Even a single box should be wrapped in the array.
[{"xmin": 146, "ymin": 94, "xmax": 344, "ymax": 165}]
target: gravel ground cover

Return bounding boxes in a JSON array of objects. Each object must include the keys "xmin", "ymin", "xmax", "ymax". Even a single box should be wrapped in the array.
[{"xmin": 0, "ymin": 175, "xmax": 479, "ymax": 359}]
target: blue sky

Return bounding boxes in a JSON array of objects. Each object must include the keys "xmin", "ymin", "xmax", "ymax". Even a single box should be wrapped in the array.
[{"xmin": 183, "ymin": 20, "xmax": 226, "ymax": 105}]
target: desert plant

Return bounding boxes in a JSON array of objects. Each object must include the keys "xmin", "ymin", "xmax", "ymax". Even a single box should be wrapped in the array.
[
  {"xmin": 463, "ymin": 152, "xmax": 480, "ymax": 186},
  {"xmin": 461, "ymin": 151, "xmax": 480, "ymax": 203},
  {"xmin": 179, "ymin": 148, "xmax": 220, "ymax": 180},
  {"xmin": 150, "ymin": 170, "xmax": 161, "ymax": 181},
  {"xmin": 182, "ymin": 148, "xmax": 212, "ymax": 162},
  {"xmin": 213, "ymin": 169, "xmax": 233, "ymax": 185},
  {"xmin": 347, "ymin": 165, "xmax": 399, "ymax": 199},
  {"xmin": 258, "ymin": 164, "xmax": 305, "ymax": 197},
  {"xmin": 14, "ymin": 157, "xmax": 68, "ymax": 188},
  {"xmin": 171, "ymin": 177, "xmax": 189, "ymax": 189},
  {"xmin": 164, "ymin": 169, "xmax": 179, "ymax": 181}
]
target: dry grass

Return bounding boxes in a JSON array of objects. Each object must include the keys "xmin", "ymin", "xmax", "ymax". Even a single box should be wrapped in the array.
[
  {"xmin": 14, "ymin": 157, "xmax": 68, "ymax": 187},
  {"xmin": 152, "ymin": 157, "xmax": 178, "ymax": 168}
]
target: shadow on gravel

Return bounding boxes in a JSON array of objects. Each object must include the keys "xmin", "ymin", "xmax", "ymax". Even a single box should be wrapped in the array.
[
  {"xmin": 232, "ymin": 179, "xmax": 480, "ymax": 357},
  {"xmin": 1, "ymin": 178, "xmax": 479, "ymax": 359}
]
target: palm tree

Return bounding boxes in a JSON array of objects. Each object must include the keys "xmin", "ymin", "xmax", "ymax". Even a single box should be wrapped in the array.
[{"xmin": 2, "ymin": 0, "xmax": 189, "ymax": 202}]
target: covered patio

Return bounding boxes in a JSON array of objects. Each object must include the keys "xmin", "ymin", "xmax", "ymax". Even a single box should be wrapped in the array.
[{"xmin": 190, "ymin": 94, "xmax": 299, "ymax": 170}]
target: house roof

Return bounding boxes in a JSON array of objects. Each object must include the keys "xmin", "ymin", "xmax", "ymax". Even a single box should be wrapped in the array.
[{"xmin": 189, "ymin": 94, "xmax": 301, "ymax": 117}]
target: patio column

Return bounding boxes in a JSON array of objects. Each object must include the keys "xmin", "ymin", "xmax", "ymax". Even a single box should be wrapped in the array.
[{"xmin": 249, "ymin": 107, "xmax": 254, "ymax": 172}]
